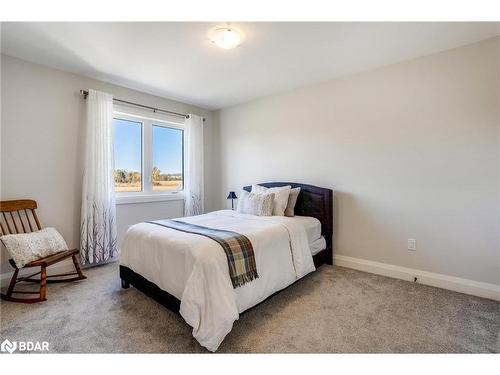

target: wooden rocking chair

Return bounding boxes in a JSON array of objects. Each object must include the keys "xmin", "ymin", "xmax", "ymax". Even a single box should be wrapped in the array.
[{"xmin": 0, "ymin": 199, "xmax": 86, "ymax": 303}]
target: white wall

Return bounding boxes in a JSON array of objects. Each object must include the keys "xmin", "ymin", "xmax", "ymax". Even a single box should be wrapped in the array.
[
  {"xmin": 0, "ymin": 55, "xmax": 215, "ymax": 276},
  {"xmin": 215, "ymin": 37, "xmax": 500, "ymax": 285},
  {"xmin": 116, "ymin": 200, "xmax": 184, "ymax": 244}
]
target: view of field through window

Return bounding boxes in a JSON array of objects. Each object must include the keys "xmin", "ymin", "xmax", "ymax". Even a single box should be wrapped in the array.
[
  {"xmin": 113, "ymin": 118, "xmax": 183, "ymax": 192},
  {"xmin": 152, "ymin": 125, "xmax": 183, "ymax": 191},
  {"xmin": 113, "ymin": 118, "xmax": 142, "ymax": 192}
]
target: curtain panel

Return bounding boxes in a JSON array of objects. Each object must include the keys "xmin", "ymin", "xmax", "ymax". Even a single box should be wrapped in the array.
[
  {"xmin": 80, "ymin": 89, "xmax": 118, "ymax": 264},
  {"xmin": 184, "ymin": 114, "xmax": 204, "ymax": 216}
]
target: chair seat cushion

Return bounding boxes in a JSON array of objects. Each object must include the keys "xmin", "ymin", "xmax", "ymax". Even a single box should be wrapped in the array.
[{"xmin": 1, "ymin": 227, "xmax": 68, "ymax": 268}]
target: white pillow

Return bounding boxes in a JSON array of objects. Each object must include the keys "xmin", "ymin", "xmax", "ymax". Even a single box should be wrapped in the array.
[
  {"xmin": 0, "ymin": 227, "xmax": 68, "ymax": 268},
  {"xmin": 251, "ymin": 184, "xmax": 291, "ymax": 216},
  {"xmin": 236, "ymin": 191, "xmax": 275, "ymax": 216},
  {"xmin": 285, "ymin": 187, "xmax": 301, "ymax": 217}
]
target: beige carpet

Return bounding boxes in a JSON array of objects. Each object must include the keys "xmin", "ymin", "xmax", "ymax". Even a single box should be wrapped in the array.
[{"xmin": 1, "ymin": 263, "xmax": 498, "ymax": 353}]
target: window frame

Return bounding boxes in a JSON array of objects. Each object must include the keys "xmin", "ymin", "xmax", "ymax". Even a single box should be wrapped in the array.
[{"xmin": 113, "ymin": 106, "xmax": 185, "ymax": 205}]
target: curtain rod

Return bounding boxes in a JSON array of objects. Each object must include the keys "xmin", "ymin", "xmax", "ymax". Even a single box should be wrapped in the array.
[{"xmin": 79, "ymin": 90, "xmax": 205, "ymax": 122}]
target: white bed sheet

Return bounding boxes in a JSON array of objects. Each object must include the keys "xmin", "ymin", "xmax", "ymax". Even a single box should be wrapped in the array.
[{"xmin": 120, "ymin": 210, "xmax": 315, "ymax": 352}]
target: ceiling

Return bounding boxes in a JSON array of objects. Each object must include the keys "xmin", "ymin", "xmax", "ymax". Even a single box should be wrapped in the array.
[{"xmin": 2, "ymin": 22, "xmax": 499, "ymax": 110}]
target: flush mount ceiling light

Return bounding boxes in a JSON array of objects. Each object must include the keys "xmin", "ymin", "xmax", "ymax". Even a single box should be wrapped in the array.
[{"xmin": 209, "ymin": 26, "xmax": 242, "ymax": 50}]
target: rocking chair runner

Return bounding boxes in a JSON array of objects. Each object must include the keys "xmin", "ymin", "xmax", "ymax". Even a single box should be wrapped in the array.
[{"xmin": 0, "ymin": 199, "xmax": 86, "ymax": 303}]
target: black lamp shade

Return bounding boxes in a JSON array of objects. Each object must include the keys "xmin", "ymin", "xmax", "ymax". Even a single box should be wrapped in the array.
[{"xmin": 226, "ymin": 191, "xmax": 237, "ymax": 200}]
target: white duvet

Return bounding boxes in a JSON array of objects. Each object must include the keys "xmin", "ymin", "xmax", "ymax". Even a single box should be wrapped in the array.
[{"xmin": 120, "ymin": 210, "xmax": 315, "ymax": 351}]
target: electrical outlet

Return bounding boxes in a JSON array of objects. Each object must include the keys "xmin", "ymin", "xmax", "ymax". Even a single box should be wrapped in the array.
[{"xmin": 408, "ymin": 239, "xmax": 416, "ymax": 251}]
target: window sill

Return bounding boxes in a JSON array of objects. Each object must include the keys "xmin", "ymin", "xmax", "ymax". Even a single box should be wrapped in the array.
[{"xmin": 115, "ymin": 193, "xmax": 184, "ymax": 205}]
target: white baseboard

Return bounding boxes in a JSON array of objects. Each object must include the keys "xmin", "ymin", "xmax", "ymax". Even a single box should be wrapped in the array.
[
  {"xmin": 334, "ymin": 254, "xmax": 500, "ymax": 301},
  {"xmin": 0, "ymin": 257, "xmax": 118, "ymax": 287},
  {"xmin": 0, "ymin": 260, "xmax": 74, "ymax": 288}
]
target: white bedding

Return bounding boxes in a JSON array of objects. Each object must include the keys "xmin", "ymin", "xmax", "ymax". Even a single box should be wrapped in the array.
[{"xmin": 120, "ymin": 209, "xmax": 316, "ymax": 352}]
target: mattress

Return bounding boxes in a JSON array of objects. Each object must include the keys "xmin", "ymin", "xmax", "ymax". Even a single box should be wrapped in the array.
[
  {"xmin": 288, "ymin": 215, "xmax": 322, "ymax": 244},
  {"xmin": 310, "ymin": 236, "xmax": 326, "ymax": 255},
  {"xmin": 285, "ymin": 215, "xmax": 326, "ymax": 255}
]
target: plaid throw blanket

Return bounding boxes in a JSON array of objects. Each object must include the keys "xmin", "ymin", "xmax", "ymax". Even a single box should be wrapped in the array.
[{"xmin": 146, "ymin": 220, "xmax": 258, "ymax": 288}]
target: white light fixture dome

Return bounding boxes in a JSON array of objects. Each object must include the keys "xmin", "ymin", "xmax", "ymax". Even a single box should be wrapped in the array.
[{"xmin": 209, "ymin": 27, "xmax": 242, "ymax": 50}]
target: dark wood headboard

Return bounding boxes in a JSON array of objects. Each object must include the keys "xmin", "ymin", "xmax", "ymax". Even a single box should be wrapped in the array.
[{"xmin": 243, "ymin": 182, "xmax": 333, "ymax": 264}]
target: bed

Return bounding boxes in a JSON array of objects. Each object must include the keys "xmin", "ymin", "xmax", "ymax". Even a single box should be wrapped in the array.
[{"xmin": 119, "ymin": 182, "xmax": 333, "ymax": 351}]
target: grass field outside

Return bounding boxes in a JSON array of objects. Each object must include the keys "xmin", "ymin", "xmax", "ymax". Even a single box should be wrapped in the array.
[{"xmin": 115, "ymin": 180, "xmax": 182, "ymax": 192}]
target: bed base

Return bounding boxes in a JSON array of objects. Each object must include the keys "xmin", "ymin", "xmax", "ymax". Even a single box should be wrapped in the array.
[
  {"xmin": 120, "ymin": 265, "xmax": 181, "ymax": 314},
  {"xmin": 119, "ymin": 247, "xmax": 331, "ymax": 316}
]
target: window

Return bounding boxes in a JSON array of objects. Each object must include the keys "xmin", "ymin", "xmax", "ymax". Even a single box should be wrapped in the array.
[{"xmin": 112, "ymin": 110, "xmax": 184, "ymax": 201}]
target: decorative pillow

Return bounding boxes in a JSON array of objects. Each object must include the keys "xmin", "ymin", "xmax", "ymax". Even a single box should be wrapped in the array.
[
  {"xmin": 251, "ymin": 184, "xmax": 291, "ymax": 216},
  {"xmin": 236, "ymin": 191, "xmax": 275, "ymax": 216},
  {"xmin": 285, "ymin": 187, "xmax": 301, "ymax": 217},
  {"xmin": 0, "ymin": 227, "xmax": 68, "ymax": 268}
]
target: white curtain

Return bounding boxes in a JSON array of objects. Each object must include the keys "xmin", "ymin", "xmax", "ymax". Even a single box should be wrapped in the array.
[
  {"xmin": 80, "ymin": 89, "xmax": 118, "ymax": 265},
  {"xmin": 184, "ymin": 114, "xmax": 204, "ymax": 216}
]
